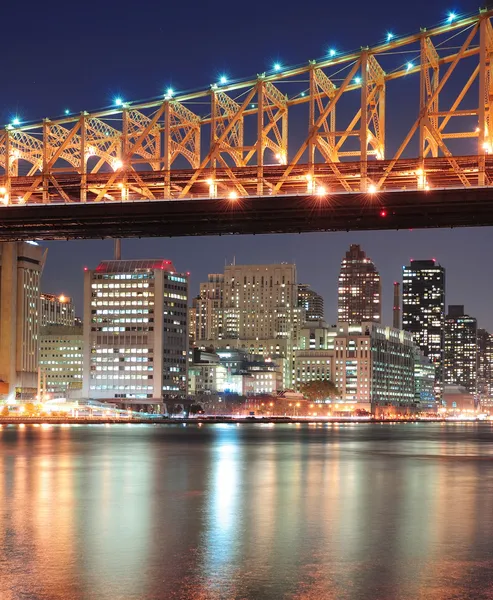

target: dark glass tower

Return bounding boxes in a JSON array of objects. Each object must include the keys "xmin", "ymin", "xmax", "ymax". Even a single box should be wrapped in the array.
[
  {"xmin": 298, "ymin": 284, "xmax": 324, "ymax": 322},
  {"xmin": 402, "ymin": 259, "xmax": 445, "ymax": 395}
]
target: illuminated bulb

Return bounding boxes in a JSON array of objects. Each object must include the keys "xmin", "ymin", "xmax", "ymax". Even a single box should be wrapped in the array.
[
  {"xmin": 447, "ymin": 12, "xmax": 457, "ymax": 23},
  {"xmin": 476, "ymin": 126, "xmax": 480, "ymax": 133},
  {"xmin": 300, "ymin": 92, "xmax": 306, "ymax": 97},
  {"xmin": 425, "ymin": 184, "xmax": 430, "ymax": 191},
  {"xmin": 228, "ymin": 191, "xmax": 238, "ymax": 200},
  {"xmin": 1, "ymin": 195, "xmax": 8, "ymax": 205},
  {"xmin": 407, "ymin": 62, "xmax": 413, "ymax": 71},
  {"xmin": 64, "ymin": 109, "xmax": 70, "ymax": 115},
  {"xmin": 275, "ymin": 153, "xmax": 281, "ymax": 159},
  {"xmin": 12, "ymin": 117, "xmax": 20, "ymax": 126},
  {"xmin": 387, "ymin": 32, "xmax": 394, "ymax": 42},
  {"xmin": 354, "ymin": 76, "xmax": 362, "ymax": 84},
  {"xmin": 305, "ymin": 173, "xmax": 312, "ymax": 181},
  {"xmin": 206, "ymin": 178, "xmax": 214, "ymax": 186},
  {"xmin": 329, "ymin": 48, "xmax": 336, "ymax": 57},
  {"xmin": 380, "ymin": 209, "xmax": 387, "ymax": 217},
  {"xmin": 273, "ymin": 63, "xmax": 281, "ymax": 71},
  {"xmin": 113, "ymin": 159, "xmax": 123, "ymax": 170},
  {"xmin": 416, "ymin": 168, "xmax": 423, "ymax": 176},
  {"xmin": 117, "ymin": 182, "xmax": 124, "ymax": 189},
  {"xmin": 316, "ymin": 185, "xmax": 327, "ymax": 196},
  {"xmin": 166, "ymin": 87, "xmax": 174, "ymax": 98},
  {"xmin": 0, "ymin": 187, "xmax": 6, "ymax": 195},
  {"xmin": 368, "ymin": 184, "xmax": 377, "ymax": 194},
  {"xmin": 114, "ymin": 97, "xmax": 123, "ymax": 106},
  {"xmin": 219, "ymin": 75, "xmax": 228, "ymax": 85}
]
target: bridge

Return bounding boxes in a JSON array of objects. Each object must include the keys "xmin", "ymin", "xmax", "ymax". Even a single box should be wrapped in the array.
[{"xmin": 1, "ymin": 10, "xmax": 493, "ymax": 239}]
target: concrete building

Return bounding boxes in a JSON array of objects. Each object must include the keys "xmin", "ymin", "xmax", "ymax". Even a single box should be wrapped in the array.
[
  {"xmin": 402, "ymin": 259, "xmax": 445, "ymax": 395},
  {"xmin": 193, "ymin": 264, "xmax": 304, "ymax": 387},
  {"xmin": 39, "ymin": 325, "xmax": 83, "ymax": 396},
  {"xmin": 444, "ymin": 305, "xmax": 477, "ymax": 393},
  {"xmin": 0, "ymin": 242, "xmax": 47, "ymax": 403},
  {"xmin": 294, "ymin": 322, "xmax": 417, "ymax": 414},
  {"xmin": 298, "ymin": 284, "xmax": 324, "ymax": 321},
  {"xmin": 338, "ymin": 244, "xmax": 381, "ymax": 324},
  {"xmin": 188, "ymin": 349, "xmax": 227, "ymax": 396},
  {"xmin": 40, "ymin": 293, "xmax": 75, "ymax": 326},
  {"xmin": 83, "ymin": 259, "xmax": 188, "ymax": 412},
  {"xmin": 414, "ymin": 351, "xmax": 437, "ymax": 412}
]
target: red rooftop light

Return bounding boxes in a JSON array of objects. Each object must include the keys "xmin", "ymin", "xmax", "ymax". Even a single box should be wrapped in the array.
[{"xmin": 380, "ymin": 209, "xmax": 387, "ymax": 217}]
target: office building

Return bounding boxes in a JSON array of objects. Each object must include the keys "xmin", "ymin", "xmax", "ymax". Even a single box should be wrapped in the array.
[
  {"xmin": 338, "ymin": 244, "xmax": 381, "ymax": 324},
  {"xmin": 0, "ymin": 242, "xmax": 47, "ymax": 403},
  {"xmin": 414, "ymin": 351, "xmax": 437, "ymax": 412},
  {"xmin": 444, "ymin": 305, "xmax": 477, "ymax": 393},
  {"xmin": 477, "ymin": 328, "xmax": 493, "ymax": 409},
  {"xmin": 83, "ymin": 259, "xmax": 188, "ymax": 412},
  {"xmin": 193, "ymin": 263, "xmax": 304, "ymax": 387},
  {"xmin": 294, "ymin": 322, "xmax": 417, "ymax": 414},
  {"xmin": 298, "ymin": 284, "xmax": 324, "ymax": 322},
  {"xmin": 39, "ymin": 325, "xmax": 83, "ymax": 396},
  {"xmin": 402, "ymin": 259, "xmax": 445, "ymax": 394},
  {"xmin": 40, "ymin": 293, "xmax": 75, "ymax": 326}
]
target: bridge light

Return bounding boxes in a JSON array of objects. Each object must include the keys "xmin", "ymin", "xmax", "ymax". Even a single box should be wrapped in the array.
[
  {"xmin": 117, "ymin": 183, "xmax": 124, "ymax": 189},
  {"xmin": 114, "ymin": 97, "xmax": 123, "ymax": 107},
  {"xmin": 406, "ymin": 62, "xmax": 413, "ymax": 71},
  {"xmin": 328, "ymin": 48, "xmax": 336, "ymax": 57},
  {"xmin": 206, "ymin": 178, "xmax": 214, "ymax": 185},
  {"xmin": 273, "ymin": 63, "xmax": 282, "ymax": 71},
  {"xmin": 368, "ymin": 184, "xmax": 377, "ymax": 194},
  {"xmin": 300, "ymin": 91, "xmax": 306, "ymax": 97},
  {"xmin": 354, "ymin": 76, "xmax": 362, "ymax": 84},
  {"xmin": 0, "ymin": 187, "xmax": 6, "ymax": 195},
  {"xmin": 316, "ymin": 185, "xmax": 327, "ymax": 196},
  {"xmin": 387, "ymin": 32, "xmax": 394, "ymax": 42},
  {"xmin": 12, "ymin": 117, "xmax": 21, "ymax": 126},
  {"xmin": 228, "ymin": 191, "xmax": 238, "ymax": 200},
  {"xmin": 219, "ymin": 75, "xmax": 228, "ymax": 85},
  {"xmin": 305, "ymin": 174, "xmax": 312, "ymax": 181},
  {"xmin": 380, "ymin": 209, "xmax": 387, "ymax": 217},
  {"xmin": 164, "ymin": 87, "xmax": 174, "ymax": 99},
  {"xmin": 113, "ymin": 159, "xmax": 123, "ymax": 171},
  {"xmin": 447, "ymin": 12, "xmax": 457, "ymax": 23},
  {"xmin": 64, "ymin": 109, "xmax": 70, "ymax": 115}
]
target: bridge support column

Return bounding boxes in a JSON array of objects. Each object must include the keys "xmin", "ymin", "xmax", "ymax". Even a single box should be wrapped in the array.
[
  {"xmin": 478, "ymin": 12, "xmax": 492, "ymax": 186},
  {"xmin": 359, "ymin": 49, "xmax": 369, "ymax": 192},
  {"xmin": 163, "ymin": 102, "xmax": 171, "ymax": 199},
  {"xmin": 257, "ymin": 79, "xmax": 264, "ymax": 196}
]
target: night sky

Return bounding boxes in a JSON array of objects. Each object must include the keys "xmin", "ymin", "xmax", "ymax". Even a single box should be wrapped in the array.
[{"xmin": 3, "ymin": 0, "xmax": 492, "ymax": 329}]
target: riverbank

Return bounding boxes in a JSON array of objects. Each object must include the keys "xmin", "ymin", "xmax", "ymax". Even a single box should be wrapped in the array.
[{"xmin": 0, "ymin": 416, "xmax": 486, "ymax": 425}]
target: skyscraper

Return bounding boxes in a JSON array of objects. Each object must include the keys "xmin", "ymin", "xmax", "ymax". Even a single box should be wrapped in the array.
[
  {"xmin": 82, "ymin": 259, "xmax": 188, "ymax": 412},
  {"xmin": 477, "ymin": 328, "xmax": 493, "ymax": 409},
  {"xmin": 298, "ymin": 284, "xmax": 324, "ymax": 322},
  {"xmin": 402, "ymin": 259, "xmax": 445, "ymax": 393},
  {"xmin": 444, "ymin": 305, "xmax": 477, "ymax": 393},
  {"xmin": 193, "ymin": 263, "xmax": 304, "ymax": 387},
  {"xmin": 39, "ymin": 324, "xmax": 83, "ymax": 396},
  {"xmin": 0, "ymin": 242, "xmax": 47, "ymax": 402},
  {"xmin": 338, "ymin": 244, "xmax": 381, "ymax": 324}
]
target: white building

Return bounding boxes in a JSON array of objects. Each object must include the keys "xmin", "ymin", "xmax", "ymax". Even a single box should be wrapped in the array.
[
  {"xmin": 83, "ymin": 259, "xmax": 188, "ymax": 412},
  {"xmin": 39, "ymin": 325, "xmax": 83, "ymax": 396}
]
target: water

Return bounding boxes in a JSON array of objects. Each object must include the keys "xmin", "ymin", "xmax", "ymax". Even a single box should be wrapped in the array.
[{"xmin": 1, "ymin": 422, "xmax": 493, "ymax": 600}]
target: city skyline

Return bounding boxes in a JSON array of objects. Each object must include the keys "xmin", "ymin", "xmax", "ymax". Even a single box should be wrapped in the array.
[{"xmin": 40, "ymin": 228, "xmax": 493, "ymax": 332}]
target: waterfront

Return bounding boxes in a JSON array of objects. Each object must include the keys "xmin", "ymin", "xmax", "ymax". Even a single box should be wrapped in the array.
[{"xmin": 1, "ymin": 423, "xmax": 493, "ymax": 600}]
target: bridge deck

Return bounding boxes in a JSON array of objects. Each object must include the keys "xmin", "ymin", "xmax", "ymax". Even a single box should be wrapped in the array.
[{"xmin": 0, "ymin": 186, "xmax": 491, "ymax": 240}]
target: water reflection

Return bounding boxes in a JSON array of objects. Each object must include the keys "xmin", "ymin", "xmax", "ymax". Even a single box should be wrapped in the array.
[{"xmin": 0, "ymin": 423, "xmax": 493, "ymax": 600}]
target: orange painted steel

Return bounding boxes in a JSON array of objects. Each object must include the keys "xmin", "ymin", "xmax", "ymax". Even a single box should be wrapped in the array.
[{"xmin": 1, "ymin": 10, "xmax": 493, "ymax": 206}]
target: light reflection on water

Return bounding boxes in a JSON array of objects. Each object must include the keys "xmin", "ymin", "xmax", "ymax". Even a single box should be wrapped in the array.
[{"xmin": 1, "ymin": 423, "xmax": 493, "ymax": 600}]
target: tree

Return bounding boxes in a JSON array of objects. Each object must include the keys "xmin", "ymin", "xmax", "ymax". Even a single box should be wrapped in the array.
[
  {"xmin": 300, "ymin": 380, "xmax": 340, "ymax": 402},
  {"xmin": 1, "ymin": 406, "xmax": 9, "ymax": 417}
]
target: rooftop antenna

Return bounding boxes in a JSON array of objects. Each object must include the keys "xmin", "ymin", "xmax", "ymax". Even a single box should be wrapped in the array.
[{"xmin": 114, "ymin": 238, "xmax": 121, "ymax": 260}]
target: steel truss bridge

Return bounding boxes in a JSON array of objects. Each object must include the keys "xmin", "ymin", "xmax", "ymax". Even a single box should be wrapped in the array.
[{"xmin": 2, "ymin": 10, "xmax": 493, "ymax": 239}]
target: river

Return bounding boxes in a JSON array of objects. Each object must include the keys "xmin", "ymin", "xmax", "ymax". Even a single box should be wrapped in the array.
[{"xmin": 1, "ymin": 422, "xmax": 493, "ymax": 600}]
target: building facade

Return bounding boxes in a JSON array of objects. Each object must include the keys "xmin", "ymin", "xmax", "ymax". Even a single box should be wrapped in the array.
[
  {"xmin": 294, "ymin": 322, "xmax": 417, "ymax": 414},
  {"xmin": 40, "ymin": 293, "xmax": 75, "ymax": 326},
  {"xmin": 444, "ymin": 305, "xmax": 477, "ymax": 393},
  {"xmin": 338, "ymin": 244, "xmax": 381, "ymax": 324},
  {"xmin": 298, "ymin": 284, "xmax": 324, "ymax": 321},
  {"xmin": 0, "ymin": 242, "xmax": 47, "ymax": 403},
  {"xmin": 83, "ymin": 259, "xmax": 188, "ymax": 411},
  {"xmin": 477, "ymin": 328, "xmax": 493, "ymax": 409},
  {"xmin": 39, "ymin": 325, "xmax": 83, "ymax": 396},
  {"xmin": 193, "ymin": 264, "xmax": 304, "ymax": 387},
  {"xmin": 402, "ymin": 259, "xmax": 445, "ymax": 395}
]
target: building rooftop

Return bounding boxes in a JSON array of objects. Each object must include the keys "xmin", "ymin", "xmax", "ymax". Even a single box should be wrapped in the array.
[{"xmin": 95, "ymin": 259, "xmax": 176, "ymax": 273}]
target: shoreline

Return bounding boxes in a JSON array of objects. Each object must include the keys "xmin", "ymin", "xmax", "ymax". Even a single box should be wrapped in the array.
[{"xmin": 0, "ymin": 417, "xmax": 487, "ymax": 426}]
